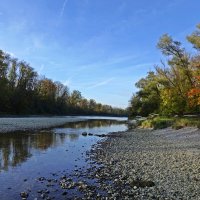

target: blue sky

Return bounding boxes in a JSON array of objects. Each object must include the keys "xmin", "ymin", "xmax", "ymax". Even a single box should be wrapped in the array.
[{"xmin": 0, "ymin": 0, "xmax": 200, "ymax": 108}]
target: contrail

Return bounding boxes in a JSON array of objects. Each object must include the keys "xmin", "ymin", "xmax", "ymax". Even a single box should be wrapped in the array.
[{"xmin": 59, "ymin": 0, "xmax": 68, "ymax": 18}]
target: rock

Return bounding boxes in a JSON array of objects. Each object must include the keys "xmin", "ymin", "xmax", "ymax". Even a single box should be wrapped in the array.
[
  {"xmin": 62, "ymin": 191, "xmax": 67, "ymax": 195},
  {"xmin": 20, "ymin": 192, "xmax": 29, "ymax": 199},
  {"xmin": 133, "ymin": 186, "xmax": 137, "ymax": 190},
  {"xmin": 37, "ymin": 177, "xmax": 45, "ymax": 181},
  {"xmin": 96, "ymin": 134, "xmax": 106, "ymax": 137},
  {"xmin": 40, "ymin": 193, "xmax": 46, "ymax": 199},
  {"xmin": 82, "ymin": 132, "xmax": 87, "ymax": 136}
]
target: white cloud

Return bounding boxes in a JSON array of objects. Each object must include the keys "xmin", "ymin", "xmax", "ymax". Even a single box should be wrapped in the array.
[
  {"xmin": 38, "ymin": 65, "xmax": 44, "ymax": 75},
  {"xmin": 87, "ymin": 78, "xmax": 115, "ymax": 89},
  {"xmin": 70, "ymin": 54, "xmax": 140, "ymax": 72},
  {"xmin": 59, "ymin": 0, "xmax": 69, "ymax": 18}
]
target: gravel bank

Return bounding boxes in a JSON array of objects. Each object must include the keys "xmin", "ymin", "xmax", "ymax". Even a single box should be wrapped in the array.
[
  {"xmin": 89, "ymin": 127, "xmax": 200, "ymax": 199},
  {"xmin": 0, "ymin": 117, "xmax": 86, "ymax": 133}
]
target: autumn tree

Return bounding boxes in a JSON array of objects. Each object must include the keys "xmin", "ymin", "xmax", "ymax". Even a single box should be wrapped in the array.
[
  {"xmin": 129, "ymin": 24, "xmax": 200, "ymax": 117},
  {"xmin": 186, "ymin": 25, "xmax": 200, "ymax": 110}
]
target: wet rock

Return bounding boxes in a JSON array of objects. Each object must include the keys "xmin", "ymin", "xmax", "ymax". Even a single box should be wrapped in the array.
[
  {"xmin": 95, "ymin": 134, "xmax": 106, "ymax": 137},
  {"xmin": 37, "ymin": 177, "xmax": 46, "ymax": 181},
  {"xmin": 62, "ymin": 191, "xmax": 67, "ymax": 195},
  {"xmin": 82, "ymin": 132, "xmax": 87, "ymax": 136},
  {"xmin": 44, "ymin": 189, "xmax": 50, "ymax": 194},
  {"xmin": 20, "ymin": 191, "xmax": 29, "ymax": 199},
  {"xmin": 40, "ymin": 193, "xmax": 46, "ymax": 199},
  {"xmin": 61, "ymin": 175, "xmax": 67, "ymax": 179}
]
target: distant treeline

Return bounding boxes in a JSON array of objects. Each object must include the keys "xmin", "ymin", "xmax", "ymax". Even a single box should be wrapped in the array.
[
  {"xmin": 0, "ymin": 50, "xmax": 126, "ymax": 116},
  {"xmin": 129, "ymin": 23, "xmax": 200, "ymax": 117}
]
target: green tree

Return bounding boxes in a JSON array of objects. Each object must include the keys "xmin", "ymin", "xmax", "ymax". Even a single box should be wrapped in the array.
[
  {"xmin": 0, "ymin": 49, "xmax": 126, "ymax": 116},
  {"xmin": 187, "ymin": 24, "xmax": 200, "ymax": 50},
  {"xmin": 0, "ymin": 51, "xmax": 9, "ymax": 113},
  {"xmin": 37, "ymin": 78, "xmax": 57, "ymax": 113},
  {"xmin": 129, "ymin": 72, "xmax": 160, "ymax": 116}
]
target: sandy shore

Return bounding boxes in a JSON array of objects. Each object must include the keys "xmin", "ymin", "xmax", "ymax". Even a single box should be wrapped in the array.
[
  {"xmin": 89, "ymin": 127, "xmax": 200, "ymax": 199},
  {"xmin": 0, "ymin": 117, "xmax": 86, "ymax": 133}
]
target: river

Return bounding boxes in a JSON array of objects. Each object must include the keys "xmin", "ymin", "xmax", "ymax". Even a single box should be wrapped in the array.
[{"xmin": 0, "ymin": 116, "xmax": 127, "ymax": 200}]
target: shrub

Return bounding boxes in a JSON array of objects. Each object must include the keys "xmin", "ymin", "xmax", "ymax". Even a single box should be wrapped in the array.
[
  {"xmin": 140, "ymin": 117, "xmax": 173, "ymax": 129},
  {"xmin": 173, "ymin": 117, "xmax": 200, "ymax": 129},
  {"xmin": 141, "ymin": 116, "xmax": 200, "ymax": 129},
  {"xmin": 151, "ymin": 117, "xmax": 173, "ymax": 129}
]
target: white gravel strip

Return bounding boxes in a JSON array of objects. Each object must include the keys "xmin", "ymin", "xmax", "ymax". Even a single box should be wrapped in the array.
[{"xmin": 0, "ymin": 117, "xmax": 86, "ymax": 133}]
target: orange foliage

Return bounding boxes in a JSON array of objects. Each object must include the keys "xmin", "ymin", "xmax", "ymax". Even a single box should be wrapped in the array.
[
  {"xmin": 187, "ymin": 73, "xmax": 200, "ymax": 106},
  {"xmin": 188, "ymin": 88, "xmax": 200, "ymax": 106}
]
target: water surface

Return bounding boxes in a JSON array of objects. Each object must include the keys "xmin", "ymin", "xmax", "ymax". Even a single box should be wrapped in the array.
[{"xmin": 0, "ymin": 117, "xmax": 127, "ymax": 199}]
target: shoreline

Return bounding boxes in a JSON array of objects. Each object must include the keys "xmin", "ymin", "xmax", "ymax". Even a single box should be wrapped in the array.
[
  {"xmin": 87, "ymin": 127, "xmax": 200, "ymax": 199},
  {"xmin": 0, "ymin": 117, "xmax": 87, "ymax": 133},
  {"xmin": 0, "ymin": 116, "xmax": 127, "ymax": 133}
]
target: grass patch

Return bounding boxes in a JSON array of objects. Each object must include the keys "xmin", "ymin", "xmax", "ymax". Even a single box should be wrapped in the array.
[
  {"xmin": 141, "ymin": 117, "xmax": 173, "ymax": 129},
  {"xmin": 172, "ymin": 117, "xmax": 200, "ymax": 129},
  {"xmin": 140, "ymin": 116, "xmax": 200, "ymax": 129}
]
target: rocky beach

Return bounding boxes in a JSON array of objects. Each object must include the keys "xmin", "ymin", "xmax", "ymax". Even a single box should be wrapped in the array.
[{"xmin": 87, "ymin": 127, "xmax": 200, "ymax": 199}]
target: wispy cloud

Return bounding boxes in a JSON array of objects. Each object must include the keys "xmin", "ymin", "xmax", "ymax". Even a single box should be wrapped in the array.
[
  {"xmin": 87, "ymin": 78, "xmax": 115, "ymax": 89},
  {"xmin": 72, "ymin": 54, "xmax": 140, "ymax": 72},
  {"xmin": 63, "ymin": 77, "xmax": 72, "ymax": 87},
  {"xmin": 59, "ymin": 0, "xmax": 69, "ymax": 18},
  {"xmin": 38, "ymin": 64, "xmax": 44, "ymax": 75}
]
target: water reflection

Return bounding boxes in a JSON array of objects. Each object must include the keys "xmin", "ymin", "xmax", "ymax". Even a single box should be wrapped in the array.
[
  {"xmin": 0, "ymin": 119, "xmax": 127, "ymax": 172},
  {"xmin": 61, "ymin": 119, "xmax": 125, "ymax": 129},
  {"xmin": 0, "ymin": 132, "xmax": 55, "ymax": 171}
]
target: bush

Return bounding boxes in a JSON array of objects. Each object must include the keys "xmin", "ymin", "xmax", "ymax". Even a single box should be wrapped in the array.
[
  {"xmin": 172, "ymin": 118, "xmax": 200, "ymax": 129},
  {"xmin": 141, "ymin": 116, "xmax": 200, "ymax": 130},
  {"xmin": 152, "ymin": 117, "xmax": 173, "ymax": 129},
  {"xmin": 140, "ymin": 119, "xmax": 153, "ymax": 128},
  {"xmin": 141, "ymin": 117, "xmax": 173, "ymax": 129}
]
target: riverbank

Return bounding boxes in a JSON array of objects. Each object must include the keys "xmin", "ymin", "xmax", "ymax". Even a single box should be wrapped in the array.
[
  {"xmin": 0, "ymin": 116, "xmax": 127, "ymax": 133},
  {"xmin": 88, "ymin": 127, "xmax": 200, "ymax": 199},
  {"xmin": 0, "ymin": 117, "xmax": 87, "ymax": 133}
]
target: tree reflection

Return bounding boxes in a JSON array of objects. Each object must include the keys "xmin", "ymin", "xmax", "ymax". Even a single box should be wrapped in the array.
[
  {"xmin": 63, "ymin": 120, "xmax": 125, "ymax": 129},
  {"xmin": 0, "ymin": 120, "xmax": 125, "ymax": 171},
  {"xmin": 0, "ymin": 131, "xmax": 62, "ymax": 171}
]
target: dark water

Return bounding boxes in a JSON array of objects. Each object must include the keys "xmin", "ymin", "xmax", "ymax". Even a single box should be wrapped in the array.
[{"xmin": 0, "ymin": 118, "xmax": 127, "ymax": 200}]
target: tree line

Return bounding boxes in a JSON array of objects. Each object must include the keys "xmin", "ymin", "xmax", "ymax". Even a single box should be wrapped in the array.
[
  {"xmin": 129, "ymin": 24, "xmax": 200, "ymax": 117},
  {"xmin": 0, "ymin": 50, "xmax": 126, "ymax": 116}
]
